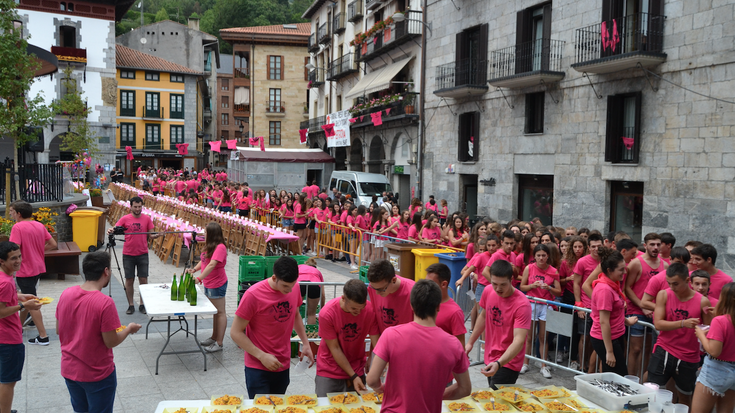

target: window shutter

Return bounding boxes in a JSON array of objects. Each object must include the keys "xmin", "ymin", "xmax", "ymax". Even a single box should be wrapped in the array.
[
  {"xmin": 455, "ymin": 31, "xmax": 467, "ymax": 86},
  {"xmin": 515, "ymin": 9, "xmax": 532, "ymax": 74},
  {"xmin": 280, "ymin": 56, "xmax": 285, "ymax": 80},
  {"xmin": 478, "ymin": 24, "xmax": 489, "ymax": 83},
  {"xmin": 541, "ymin": 5, "xmax": 552, "ymax": 70},
  {"xmin": 632, "ymin": 91, "xmax": 642, "ymax": 164},
  {"xmin": 458, "ymin": 112, "xmax": 469, "ymax": 162},
  {"xmin": 605, "ymin": 95, "xmax": 623, "ymax": 162},
  {"xmin": 267, "ymin": 55, "xmax": 273, "ymax": 79},
  {"xmin": 471, "ymin": 111, "xmax": 480, "ymax": 161},
  {"xmin": 304, "ymin": 57, "xmax": 309, "ymax": 80}
]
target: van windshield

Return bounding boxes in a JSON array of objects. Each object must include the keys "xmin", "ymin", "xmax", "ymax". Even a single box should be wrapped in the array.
[{"xmin": 359, "ymin": 182, "xmax": 392, "ymax": 196}]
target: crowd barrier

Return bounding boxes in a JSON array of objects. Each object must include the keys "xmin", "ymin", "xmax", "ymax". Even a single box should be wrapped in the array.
[{"xmin": 314, "ymin": 222, "xmax": 364, "ymax": 270}]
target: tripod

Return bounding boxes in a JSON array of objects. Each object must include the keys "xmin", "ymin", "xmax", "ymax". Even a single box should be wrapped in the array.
[{"xmin": 104, "ymin": 233, "xmax": 127, "ymax": 298}]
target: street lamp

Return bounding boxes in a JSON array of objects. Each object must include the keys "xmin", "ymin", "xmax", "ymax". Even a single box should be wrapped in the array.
[
  {"xmin": 391, "ymin": 12, "xmax": 432, "ymax": 35},
  {"xmin": 305, "ymin": 62, "xmax": 316, "ymax": 70}
]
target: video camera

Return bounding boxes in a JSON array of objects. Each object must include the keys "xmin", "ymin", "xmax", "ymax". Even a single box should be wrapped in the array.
[{"xmin": 112, "ymin": 225, "xmax": 127, "ymax": 235}]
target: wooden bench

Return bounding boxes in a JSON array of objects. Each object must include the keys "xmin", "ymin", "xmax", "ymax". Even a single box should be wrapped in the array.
[{"xmin": 44, "ymin": 242, "xmax": 82, "ymax": 280}]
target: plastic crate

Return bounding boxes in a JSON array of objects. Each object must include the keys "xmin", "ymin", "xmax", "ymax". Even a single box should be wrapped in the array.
[
  {"xmin": 263, "ymin": 256, "xmax": 280, "ymax": 278},
  {"xmin": 238, "ymin": 256, "xmax": 265, "ymax": 282},
  {"xmin": 299, "ymin": 303, "xmax": 321, "ymax": 319},
  {"xmin": 293, "ymin": 255, "xmax": 309, "ymax": 265},
  {"xmin": 359, "ymin": 265, "xmax": 369, "ymax": 283}
]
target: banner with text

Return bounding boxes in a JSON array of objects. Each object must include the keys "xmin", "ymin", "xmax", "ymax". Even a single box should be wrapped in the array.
[{"xmin": 326, "ymin": 110, "xmax": 351, "ymax": 148}]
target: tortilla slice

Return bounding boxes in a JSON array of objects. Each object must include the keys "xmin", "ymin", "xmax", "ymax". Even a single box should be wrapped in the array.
[
  {"xmin": 37, "ymin": 297, "xmax": 53, "ymax": 305},
  {"xmin": 116, "ymin": 325, "xmax": 126, "ymax": 332}
]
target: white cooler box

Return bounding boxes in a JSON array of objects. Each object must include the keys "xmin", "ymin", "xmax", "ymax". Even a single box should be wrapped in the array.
[{"xmin": 575, "ymin": 373, "xmax": 656, "ymax": 411}]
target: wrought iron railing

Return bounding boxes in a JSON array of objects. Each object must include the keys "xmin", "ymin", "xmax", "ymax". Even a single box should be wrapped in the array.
[
  {"xmin": 348, "ymin": 0, "xmax": 363, "ymax": 22},
  {"xmin": 489, "ymin": 38, "xmax": 565, "ymax": 80},
  {"xmin": 308, "ymin": 116, "xmax": 326, "ymax": 131},
  {"xmin": 234, "ymin": 67, "xmax": 249, "ymax": 78},
  {"xmin": 308, "ymin": 69, "xmax": 325, "ymax": 86},
  {"xmin": 318, "ymin": 22, "xmax": 330, "ymax": 44},
  {"xmin": 356, "ymin": 11, "xmax": 423, "ymax": 62},
  {"xmin": 308, "ymin": 33, "xmax": 319, "ymax": 52},
  {"xmin": 327, "ymin": 53, "xmax": 358, "ymax": 80},
  {"xmin": 234, "ymin": 104, "xmax": 250, "ymax": 114},
  {"xmin": 0, "ymin": 163, "xmax": 64, "ymax": 203},
  {"xmin": 435, "ymin": 59, "xmax": 488, "ymax": 90},
  {"xmin": 300, "ymin": 120, "xmax": 309, "ymax": 130},
  {"xmin": 143, "ymin": 106, "xmax": 164, "ymax": 119},
  {"xmin": 574, "ymin": 12, "xmax": 665, "ymax": 65},
  {"xmin": 333, "ymin": 12, "xmax": 345, "ymax": 34},
  {"xmin": 266, "ymin": 101, "xmax": 285, "ymax": 113}
]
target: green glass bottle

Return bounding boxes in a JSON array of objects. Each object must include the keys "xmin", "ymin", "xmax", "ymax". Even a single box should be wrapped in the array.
[
  {"xmin": 190, "ymin": 280, "xmax": 197, "ymax": 306},
  {"xmin": 185, "ymin": 274, "xmax": 191, "ymax": 302},
  {"xmin": 177, "ymin": 273, "xmax": 185, "ymax": 301},
  {"xmin": 171, "ymin": 274, "xmax": 178, "ymax": 301}
]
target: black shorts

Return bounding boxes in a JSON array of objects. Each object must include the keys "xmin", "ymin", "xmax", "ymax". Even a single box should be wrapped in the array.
[
  {"xmin": 308, "ymin": 220, "xmax": 317, "ymax": 229},
  {"xmin": 300, "ymin": 284, "xmax": 322, "ymax": 299},
  {"xmin": 647, "ymin": 346, "xmax": 698, "ymax": 395},
  {"xmin": 294, "ymin": 223, "xmax": 307, "ymax": 230},
  {"xmin": 0, "ymin": 343, "xmax": 25, "ymax": 383},
  {"xmin": 16, "ymin": 275, "xmax": 41, "ymax": 296},
  {"xmin": 576, "ymin": 313, "xmax": 593, "ymax": 335},
  {"xmin": 122, "ymin": 253, "xmax": 149, "ymax": 279},
  {"xmin": 487, "ymin": 366, "xmax": 520, "ymax": 390}
]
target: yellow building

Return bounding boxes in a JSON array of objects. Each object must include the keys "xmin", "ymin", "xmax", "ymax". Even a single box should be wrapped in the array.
[{"xmin": 115, "ymin": 45, "xmax": 206, "ymax": 172}]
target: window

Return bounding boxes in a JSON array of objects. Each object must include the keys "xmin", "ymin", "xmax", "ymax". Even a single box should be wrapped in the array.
[
  {"xmin": 120, "ymin": 90, "xmax": 135, "ymax": 117},
  {"xmin": 170, "ymin": 74, "xmax": 184, "ymax": 83},
  {"xmin": 455, "ymin": 24, "xmax": 489, "ymax": 85},
  {"xmin": 145, "ymin": 124, "xmax": 160, "ymax": 149},
  {"xmin": 120, "ymin": 123, "xmax": 136, "ymax": 148},
  {"xmin": 170, "ymin": 125, "xmax": 184, "ymax": 145},
  {"xmin": 610, "ymin": 181, "xmax": 643, "ymax": 243},
  {"xmin": 145, "ymin": 92, "xmax": 160, "ymax": 117},
  {"xmin": 222, "ymin": 130, "xmax": 229, "ymax": 139},
  {"xmin": 515, "ymin": 3, "xmax": 552, "ymax": 73},
  {"xmin": 269, "ymin": 88, "xmax": 282, "ymax": 112},
  {"xmin": 170, "ymin": 94, "xmax": 184, "ymax": 119},
  {"xmin": 221, "ymin": 113, "xmax": 229, "ymax": 125},
  {"xmin": 518, "ymin": 174, "xmax": 554, "ymax": 226},
  {"xmin": 525, "ymin": 92, "xmax": 544, "ymax": 134},
  {"xmin": 67, "ymin": 2, "xmax": 73, "ymax": 11},
  {"xmin": 59, "ymin": 26, "xmax": 76, "ymax": 48},
  {"xmin": 269, "ymin": 55, "xmax": 283, "ymax": 80},
  {"xmin": 458, "ymin": 112, "xmax": 480, "ymax": 162},
  {"xmin": 221, "ymin": 96, "xmax": 229, "ymax": 108},
  {"xmin": 221, "ymin": 78, "xmax": 229, "ymax": 91},
  {"xmin": 145, "ymin": 72, "xmax": 160, "ymax": 81},
  {"xmin": 120, "ymin": 70, "xmax": 135, "ymax": 79},
  {"xmin": 605, "ymin": 92, "xmax": 641, "ymax": 163},
  {"xmin": 269, "ymin": 121, "xmax": 281, "ymax": 145},
  {"xmin": 602, "ymin": 0, "xmax": 665, "ymax": 56}
]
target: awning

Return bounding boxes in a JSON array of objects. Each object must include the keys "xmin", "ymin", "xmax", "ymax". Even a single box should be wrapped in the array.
[
  {"xmin": 27, "ymin": 44, "xmax": 58, "ymax": 77},
  {"xmin": 344, "ymin": 57, "xmax": 413, "ymax": 99},
  {"xmin": 233, "ymin": 147, "xmax": 335, "ymax": 163}
]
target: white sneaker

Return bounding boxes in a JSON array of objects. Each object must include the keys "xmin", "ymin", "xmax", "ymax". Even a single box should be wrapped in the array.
[
  {"xmin": 307, "ymin": 251, "xmax": 317, "ymax": 257},
  {"xmin": 520, "ymin": 364, "xmax": 529, "ymax": 374},
  {"xmin": 350, "ymin": 264, "xmax": 358, "ymax": 270},
  {"xmin": 541, "ymin": 366, "xmax": 552, "ymax": 378},
  {"xmin": 556, "ymin": 352, "xmax": 566, "ymax": 363},
  {"xmin": 570, "ymin": 361, "xmax": 580, "ymax": 371},
  {"xmin": 200, "ymin": 337, "xmax": 215, "ymax": 347},
  {"xmin": 204, "ymin": 342, "xmax": 222, "ymax": 353}
]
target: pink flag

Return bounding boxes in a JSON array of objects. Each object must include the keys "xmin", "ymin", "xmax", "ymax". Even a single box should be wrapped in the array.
[
  {"xmin": 611, "ymin": 19, "xmax": 620, "ymax": 52},
  {"xmin": 299, "ymin": 129, "xmax": 308, "ymax": 144},
  {"xmin": 371, "ymin": 111, "xmax": 383, "ymax": 126},
  {"xmin": 209, "ymin": 141, "xmax": 221, "ymax": 153},
  {"xmin": 322, "ymin": 123, "xmax": 336, "ymax": 137},
  {"xmin": 226, "ymin": 139, "xmax": 238, "ymax": 150},
  {"xmin": 249, "ymin": 136, "xmax": 259, "ymax": 146},
  {"xmin": 176, "ymin": 143, "xmax": 189, "ymax": 155},
  {"xmin": 360, "ymin": 115, "xmax": 365, "ymax": 122},
  {"xmin": 601, "ymin": 21, "xmax": 610, "ymax": 51},
  {"xmin": 260, "ymin": 137, "xmax": 265, "ymax": 151},
  {"xmin": 373, "ymin": 36, "xmax": 378, "ymax": 44},
  {"xmin": 349, "ymin": 118, "xmax": 357, "ymax": 123},
  {"xmin": 622, "ymin": 137, "xmax": 635, "ymax": 150},
  {"xmin": 384, "ymin": 27, "xmax": 392, "ymax": 42},
  {"xmin": 386, "ymin": 108, "xmax": 391, "ymax": 115},
  {"xmin": 125, "ymin": 146, "xmax": 134, "ymax": 160}
]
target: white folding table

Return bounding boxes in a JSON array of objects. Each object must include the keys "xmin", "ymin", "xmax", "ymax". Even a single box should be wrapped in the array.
[{"xmin": 139, "ymin": 283, "xmax": 217, "ymax": 374}]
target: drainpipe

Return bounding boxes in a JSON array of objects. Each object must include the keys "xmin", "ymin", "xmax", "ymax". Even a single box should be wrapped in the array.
[
  {"xmin": 416, "ymin": 0, "xmax": 427, "ymax": 201},
  {"xmin": 250, "ymin": 36, "xmax": 255, "ymax": 143}
]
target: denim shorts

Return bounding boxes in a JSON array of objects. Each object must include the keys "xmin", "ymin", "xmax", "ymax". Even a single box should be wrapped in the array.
[
  {"xmin": 697, "ymin": 355, "xmax": 735, "ymax": 397},
  {"xmin": 628, "ymin": 314, "xmax": 653, "ymax": 337},
  {"xmin": 475, "ymin": 284, "xmax": 486, "ymax": 304},
  {"xmin": 122, "ymin": 253, "xmax": 149, "ymax": 279},
  {"xmin": 282, "ymin": 218, "xmax": 294, "ymax": 227},
  {"xmin": 0, "ymin": 343, "xmax": 25, "ymax": 383},
  {"xmin": 205, "ymin": 280, "xmax": 228, "ymax": 299},
  {"xmin": 530, "ymin": 301, "xmax": 548, "ymax": 321}
]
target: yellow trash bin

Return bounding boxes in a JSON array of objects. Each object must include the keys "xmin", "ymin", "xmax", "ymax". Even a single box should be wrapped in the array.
[
  {"xmin": 412, "ymin": 248, "xmax": 453, "ymax": 280},
  {"xmin": 70, "ymin": 210, "xmax": 104, "ymax": 252}
]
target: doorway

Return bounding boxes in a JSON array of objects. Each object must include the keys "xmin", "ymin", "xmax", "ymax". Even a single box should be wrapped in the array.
[
  {"xmin": 461, "ymin": 174, "xmax": 478, "ymax": 218},
  {"xmin": 307, "ymin": 170, "xmax": 322, "ymax": 188},
  {"xmin": 398, "ymin": 174, "xmax": 410, "ymax": 210}
]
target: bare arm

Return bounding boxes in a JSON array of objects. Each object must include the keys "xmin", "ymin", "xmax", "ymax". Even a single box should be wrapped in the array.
[
  {"xmin": 443, "ymin": 370, "xmax": 472, "ymax": 400},
  {"xmin": 325, "ymin": 338, "xmax": 365, "ymax": 390},
  {"xmin": 519, "ymin": 267, "xmax": 534, "ymax": 292},
  {"xmin": 230, "ymin": 316, "xmax": 283, "ymax": 371},
  {"xmin": 101, "ymin": 323, "xmax": 142, "ymax": 349},
  {"xmin": 366, "ymin": 353, "xmax": 387, "ymax": 392},
  {"xmin": 498, "ymin": 328, "xmax": 528, "ymax": 367},
  {"xmin": 653, "ymin": 290, "xmax": 697, "ymax": 331},
  {"xmin": 45, "ymin": 236, "xmax": 57, "ymax": 251},
  {"xmin": 293, "ymin": 312, "xmax": 315, "ymax": 365},
  {"xmin": 625, "ymin": 260, "xmax": 649, "ymax": 314},
  {"xmin": 695, "ymin": 326, "xmax": 723, "ymax": 357},
  {"xmin": 641, "ymin": 292, "xmax": 657, "ymax": 312},
  {"xmin": 582, "ymin": 265, "xmax": 602, "ymax": 299}
]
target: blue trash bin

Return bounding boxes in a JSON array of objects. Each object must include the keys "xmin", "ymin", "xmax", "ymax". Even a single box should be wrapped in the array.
[{"xmin": 435, "ymin": 252, "xmax": 467, "ymax": 299}]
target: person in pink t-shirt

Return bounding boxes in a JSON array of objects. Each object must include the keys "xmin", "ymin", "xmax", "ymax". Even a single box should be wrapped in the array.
[
  {"xmin": 231, "ymin": 257, "xmax": 314, "ymax": 398},
  {"xmin": 481, "ymin": 230, "xmax": 518, "ymax": 291},
  {"xmin": 467, "ymin": 260, "xmax": 531, "ymax": 388},
  {"xmin": 690, "ymin": 244, "xmax": 733, "ymax": 301},
  {"xmin": 573, "ymin": 232, "xmax": 602, "ymax": 372},
  {"xmin": 309, "ymin": 182, "xmax": 320, "ymax": 199},
  {"xmin": 316, "ymin": 280, "xmax": 379, "ymax": 396},
  {"xmin": 188, "ymin": 223, "xmax": 228, "ymax": 353},
  {"xmin": 56, "ymin": 251, "xmax": 141, "ymax": 413},
  {"xmin": 9, "ymin": 201, "xmax": 56, "ymax": 346},
  {"xmin": 690, "ymin": 270, "xmax": 719, "ymax": 307},
  {"xmin": 366, "ymin": 260, "xmax": 415, "ymax": 334},
  {"xmin": 298, "ymin": 259, "xmax": 326, "ymax": 325},
  {"xmin": 108, "ymin": 196, "xmax": 162, "ymax": 315},
  {"xmin": 426, "ymin": 263, "xmax": 467, "ymax": 346},
  {"xmin": 642, "ymin": 246, "xmax": 691, "ymax": 312},
  {"xmin": 0, "ymin": 242, "xmax": 43, "ymax": 413},
  {"xmin": 367, "ymin": 280, "xmax": 471, "ymax": 413}
]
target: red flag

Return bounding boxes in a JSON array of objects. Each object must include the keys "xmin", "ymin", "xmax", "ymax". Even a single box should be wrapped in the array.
[
  {"xmin": 386, "ymin": 108, "xmax": 391, "ymax": 115},
  {"xmin": 209, "ymin": 141, "xmax": 221, "ymax": 153},
  {"xmin": 260, "ymin": 137, "xmax": 265, "ymax": 151},
  {"xmin": 176, "ymin": 143, "xmax": 189, "ymax": 155},
  {"xmin": 322, "ymin": 123, "xmax": 336, "ymax": 137},
  {"xmin": 349, "ymin": 118, "xmax": 357, "ymax": 123},
  {"xmin": 226, "ymin": 139, "xmax": 237, "ymax": 150},
  {"xmin": 249, "ymin": 136, "xmax": 259, "ymax": 146},
  {"xmin": 384, "ymin": 27, "xmax": 392, "ymax": 42},
  {"xmin": 371, "ymin": 111, "xmax": 383, "ymax": 126},
  {"xmin": 125, "ymin": 146, "xmax": 133, "ymax": 160},
  {"xmin": 622, "ymin": 137, "xmax": 634, "ymax": 150},
  {"xmin": 299, "ymin": 129, "xmax": 308, "ymax": 144}
]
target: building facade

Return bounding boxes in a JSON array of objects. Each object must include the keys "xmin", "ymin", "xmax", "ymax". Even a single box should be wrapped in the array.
[
  {"xmin": 423, "ymin": 0, "xmax": 735, "ymax": 264},
  {"xmin": 302, "ymin": 0, "xmax": 424, "ymax": 210},
  {"xmin": 115, "ymin": 45, "xmax": 204, "ymax": 173},
  {"xmin": 220, "ymin": 23, "xmax": 311, "ymax": 152}
]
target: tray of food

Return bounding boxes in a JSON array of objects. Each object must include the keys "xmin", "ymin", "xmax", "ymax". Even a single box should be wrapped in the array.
[
  {"xmin": 37, "ymin": 297, "xmax": 54, "ymax": 305},
  {"xmin": 359, "ymin": 391, "xmax": 383, "ymax": 404},
  {"xmin": 493, "ymin": 389, "xmax": 532, "ymax": 404},
  {"xmin": 201, "ymin": 407, "xmax": 237, "ymax": 413},
  {"xmin": 343, "ymin": 402, "xmax": 380, "ymax": 413},
  {"xmin": 479, "ymin": 397, "xmax": 517, "ymax": 412},
  {"xmin": 163, "ymin": 408, "xmax": 199, "ymax": 413},
  {"xmin": 313, "ymin": 406, "xmax": 348, "ymax": 413},
  {"xmin": 240, "ymin": 407, "xmax": 275, "ymax": 413},
  {"xmin": 210, "ymin": 395, "xmax": 243, "ymax": 407},
  {"xmin": 328, "ymin": 392, "xmax": 361, "ymax": 405},
  {"xmin": 542, "ymin": 397, "xmax": 588, "ymax": 413},
  {"xmin": 445, "ymin": 399, "xmax": 482, "ymax": 412},
  {"xmin": 253, "ymin": 395, "xmax": 286, "ymax": 406},
  {"xmin": 530, "ymin": 386, "xmax": 572, "ymax": 400},
  {"xmin": 275, "ymin": 407, "xmax": 309, "ymax": 413},
  {"xmin": 470, "ymin": 389, "xmax": 496, "ymax": 402},
  {"xmin": 497, "ymin": 386, "xmax": 531, "ymax": 394},
  {"xmin": 574, "ymin": 373, "xmax": 655, "ymax": 411},
  {"xmin": 514, "ymin": 400, "xmax": 546, "ymax": 412},
  {"xmin": 286, "ymin": 394, "xmax": 318, "ymax": 406}
]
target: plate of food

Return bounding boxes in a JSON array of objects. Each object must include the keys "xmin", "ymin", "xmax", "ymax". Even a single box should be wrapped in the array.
[
  {"xmin": 514, "ymin": 401, "xmax": 546, "ymax": 412},
  {"xmin": 343, "ymin": 402, "xmax": 380, "ymax": 413},
  {"xmin": 328, "ymin": 392, "xmax": 361, "ymax": 405},
  {"xmin": 493, "ymin": 389, "xmax": 531, "ymax": 404},
  {"xmin": 497, "ymin": 386, "xmax": 530, "ymax": 394},
  {"xmin": 471, "ymin": 389, "xmax": 497, "ymax": 402},
  {"xmin": 530, "ymin": 387, "xmax": 572, "ymax": 400},
  {"xmin": 543, "ymin": 398, "xmax": 588, "ymax": 413},
  {"xmin": 286, "ymin": 394, "xmax": 318, "ymax": 406},
  {"xmin": 162, "ymin": 408, "xmax": 199, "ymax": 413},
  {"xmin": 445, "ymin": 400, "xmax": 482, "ymax": 412},
  {"xmin": 200, "ymin": 407, "xmax": 237, "ymax": 413},
  {"xmin": 37, "ymin": 297, "xmax": 53, "ymax": 305},
  {"xmin": 312, "ymin": 406, "xmax": 348, "ymax": 413},
  {"xmin": 479, "ymin": 398, "xmax": 516, "ymax": 412},
  {"xmin": 253, "ymin": 395, "xmax": 286, "ymax": 406},
  {"xmin": 275, "ymin": 407, "xmax": 308, "ymax": 413},
  {"xmin": 239, "ymin": 407, "xmax": 274, "ymax": 413},
  {"xmin": 210, "ymin": 395, "xmax": 243, "ymax": 407},
  {"xmin": 359, "ymin": 392, "xmax": 383, "ymax": 404}
]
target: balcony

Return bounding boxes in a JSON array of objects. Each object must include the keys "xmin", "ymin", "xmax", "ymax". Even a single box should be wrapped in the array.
[
  {"xmin": 203, "ymin": 108, "xmax": 212, "ymax": 122},
  {"xmin": 333, "ymin": 12, "xmax": 346, "ymax": 35},
  {"xmin": 366, "ymin": 0, "xmax": 383, "ymax": 10},
  {"xmin": 233, "ymin": 104, "xmax": 250, "ymax": 117},
  {"xmin": 318, "ymin": 22, "xmax": 330, "ymax": 45},
  {"xmin": 142, "ymin": 106, "xmax": 164, "ymax": 120},
  {"xmin": 308, "ymin": 116, "xmax": 326, "ymax": 132},
  {"xmin": 265, "ymin": 101, "xmax": 286, "ymax": 117},
  {"xmin": 487, "ymin": 39, "xmax": 565, "ymax": 88},
  {"xmin": 348, "ymin": 0, "xmax": 363, "ymax": 22},
  {"xmin": 355, "ymin": 11, "xmax": 422, "ymax": 62},
  {"xmin": 327, "ymin": 53, "xmax": 359, "ymax": 81},
  {"xmin": 434, "ymin": 59, "xmax": 488, "ymax": 98},
  {"xmin": 300, "ymin": 120, "xmax": 310, "ymax": 130},
  {"xmin": 308, "ymin": 69, "xmax": 325, "ymax": 87},
  {"xmin": 572, "ymin": 12, "xmax": 666, "ymax": 74},
  {"xmin": 51, "ymin": 46, "xmax": 87, "ymax": 64},
  {"xmin": 349, "ymin": 94, "xmax": 419, "ymax": 129},
  {"xmin": 145, "ymin": 141, "xmax": 161, "ymax": 150},
  {"xmin": 308, "ymin": 33, "xmax": 319, "ymax": 53}
]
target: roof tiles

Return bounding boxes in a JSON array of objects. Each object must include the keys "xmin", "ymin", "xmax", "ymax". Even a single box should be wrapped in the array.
[
  {"xmin": 220, "ymin": 22, "xmax": 310, "ymax": 36},
  {"xmin": 116, "ymin": 45, "xmax": 202, "ymax": 75}
]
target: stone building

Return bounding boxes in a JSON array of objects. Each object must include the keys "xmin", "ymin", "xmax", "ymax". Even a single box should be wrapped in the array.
[{"xmin": 423, "ymin": 0, "xmax": 735, "ymax": 266}]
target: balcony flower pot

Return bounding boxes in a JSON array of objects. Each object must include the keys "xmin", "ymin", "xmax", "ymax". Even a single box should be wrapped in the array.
[{"xmin": 404, "ymin": 105, "xmax": 415, "ymax": 114}]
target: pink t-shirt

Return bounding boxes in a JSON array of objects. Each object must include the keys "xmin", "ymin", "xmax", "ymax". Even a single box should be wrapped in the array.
[
  {"xmin": 310, "ymin": 185, "xmax": 320, "ymax": 198},
  {"xmin": 590, "ymin": 283, "xmax": 626, "ymax": 341},
  {"xmin": 573, "ymin": 255, "xmax": 600, "ymax": 308},
  {"xmin": 526, "ymin": 264, "xmax": 560, "ymax": 301},
  {"xmin": 313, "ymin": 208, "xmax": 327, "ymax": 222},
  {"xmin": 627, "ymin": 257, "xmax": 665, "ymax": 315},
  {"xmin": 368, "ymin": 276, "xmax": 415, "ymax": 334},
  {"xmin": 421, "ymin": 226, "xmax": 441, "ymax": 242},
  {"xmin": 237, "ymin": 193, "xmax": 252, "ymax": 210},
  {"xmin": 559, "ymin": 260, "xmax": 574, "ymax": 293},
  {"xmin": 317, "ymin": 298, "xmax": 378, "ymax": 379},
  {"xmin": 56, "ymin": 286, "xmax": 120, "ymax": 382},
  {"xmin": 643, "ymin": 270, "xmax": 668, "ymax": 303},
  {"xmin": 294, "ymin": 203, "xmax": 306, "ymax": 224},
  {"xmin": 396, "ymin": 221, "xmax": 409, "ymax": 240},
  {"xmin": 355, "ymin": 215, "xmax": 369, "ymax": 231},
  {"xmin": 200, "ymin": 244, "xmax": 227, "ymax": 289},
  {"xmin": 235, "ymin": 280, "xmax": 302, "ymax": 372},
  {"xmin": 709, "ymin": 270, "xmax": 733, "ymax": 301},
  {"xmin": 340, "ymin": 210, "xmax": 349, "ymax": 225},
  {"xmin": 655, "ymin": 290, "xmax": 703, "ymax": 363},
  {"xmin": 469, "ymin": 252, "xmax": 492, "ymax": 285},
  {"xmin": 479, "ymin": 287, "xmax": 532, "ymax": 372},
  {"xmin": 373, "ymin": 322, "xmax": 469, "ymax": 413},
  {"xmin": 482, "ymin": 249, "xmax": 514, "ymax": 286},
  {"xmin": 0, "ymin": 271, "xmax": 21, "ymax": 344},
  {"xmin": 707, "ymin": 315, "xmax": 735, "ymax": 362},
  {"xmin": 281, "ymin": 205, "xmax": 294, "ymax": 219},
  {"xmin": 175, "ymin": 180, "xmax": 187, "ymax": 193},
  {"xmin": 436, "ymin": 299, "xmax": 467, "ymax": 338},
  {"xmin": 9, "ymin": 220, "xmax": 51, "ymax": 278},
  {"xmin": 187, "ymin": 180, "xmax": 198, "ymax": 191},
  {"xmin": 115, "ymin": 213, "xmax": 154, "ymax": 256},
  {"xmin": 298, "ymin": 265, "xmax": 324, "ymax": 282},
  {"xmin": 425, "ymin": 202, "xmax": 438, "ymax": 212},
  {"xmin": 466, "ymin": 243, "xmax": 476, "ymax": 261},
  {"xmin": 407, "ymin": 225, "xmax": 420, "ymax": 240}
]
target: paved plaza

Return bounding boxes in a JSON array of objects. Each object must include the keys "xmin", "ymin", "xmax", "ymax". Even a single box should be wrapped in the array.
[{"xmin": 12, "ymin": 227, "xmax": 577, "ymax": 412}]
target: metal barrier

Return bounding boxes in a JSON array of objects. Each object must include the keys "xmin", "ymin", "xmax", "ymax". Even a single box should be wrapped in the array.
[
  {"xmin": 358, "ymin": 231, "xmax": 464, "ymax": 268},
  {"xmin": 314, "ymin": 222, "xmax": 363, "ymax": 270},
  {"xmin": 251, "ymin": 206, "xmax": 282, "ymax": 227}
]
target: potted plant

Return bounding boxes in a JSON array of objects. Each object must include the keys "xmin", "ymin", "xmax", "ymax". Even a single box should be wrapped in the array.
[
  {"xmin": 90, "ymin": 188, "xmax": 104, "ymax": 207},
  {"xmin": 403, "ymin": 80, "xmax": 416, "ymax": 114},
  {"xmin": 0, "ymin": 217, "xmax": 13, "ymax": 243},
  {"xmin": 32, "ymin": 207, "xmax": 59, "ymax": 248}
]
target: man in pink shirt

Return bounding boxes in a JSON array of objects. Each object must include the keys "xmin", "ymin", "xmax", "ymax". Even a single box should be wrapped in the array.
[
  {"xmin": 481, "ymin": 230, "xmax": 517, "ymax": 290},
  {"xmin": 107, "ymin": 197, "xmax": 162, "ymax": 315},
  {"xmin": 230, "ymin": 257, "xmax": 314, "ymax": 398},
  {"xmin": 0, "ymin": 242, "xmax": 43, "ymax": 413},
  {"xmin": 659, "ymin": 232, "xmax": 675, "ymax": 264},
  {"xmin": 426, "ymin": 263, "xmax": 466, "ymax": 346},
  {"xmin": 690, "ymin": 244, "xmax": 733, "ymax": 300},
  {"xmin": 309, "ymin": 181, "xmax": 320, "ymax": 198},
  {"xmin": 366, "ymin": 260, "xmax": 416, "ymax": 334},
  {"xmin": 56, "ymin": 251, "xmax": 141, "ymax": 413},
  {"xmin": 641, "ymin": 246, "xmax": 691, "ymax": 312},
  {"xmin": 573, "ymin": 232, "xmax": 603, "ymax": 372},
  {"xmin": 316, "ymin": 279, "xmax": 379, "ymax": 396},
  {"xmin": 9, "ymin": 201, "xmax": 56, "ymax": 346},
  {"xmin": 467, "ymin": 260, "xmax": 532, "ymax": 388},
  {"xmin": 367, "ymin": 280, "xmax": 471, "ymax": 413}
]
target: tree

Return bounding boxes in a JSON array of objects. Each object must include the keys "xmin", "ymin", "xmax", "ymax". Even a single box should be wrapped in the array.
[
  {"xmin": 51, "ymin": 66, "xmax": 98, "ymax": 159},
  {"xmin": 155, "ymin": 7, "xmax": 170, "ymax": 22}
]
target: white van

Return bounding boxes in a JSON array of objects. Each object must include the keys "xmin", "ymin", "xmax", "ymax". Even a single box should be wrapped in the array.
[{"xmin": 329, "ymin": 171, "xmax": 392, "ymax": 207}]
